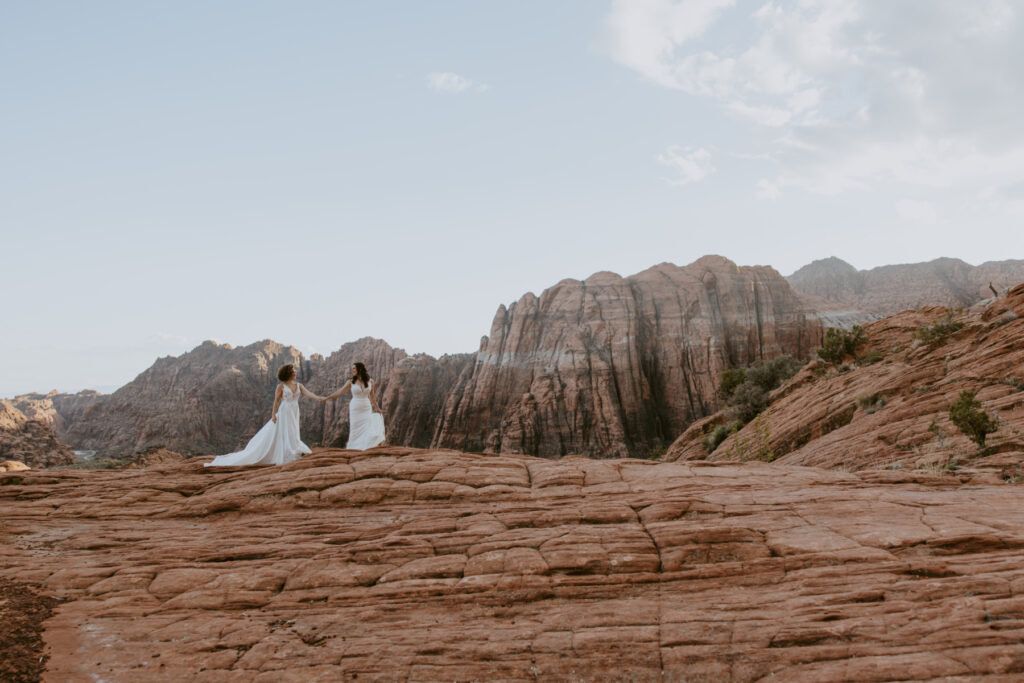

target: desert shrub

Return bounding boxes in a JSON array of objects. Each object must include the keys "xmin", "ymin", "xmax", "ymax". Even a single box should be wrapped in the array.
[
  {"xmin": 818, "ymin": 326, "xmax": 867, "ymax": 365},
  {"xmin": 914, "ymin": 312, "xmax": 964, "ymax": 346},
  {"xmin": 751, "ymin": 409, "xmax": 774, "ymax": 461},
  {"xmin": 1001, "ymin": 376, "xmax": 1024, "ymax": 392},
  {"xmin": 746, "ymin": 355, "xmax": 802, "ymax": 392},
  {"xmin": 858, "ymin": 349, "xmax": 885, "ymax": 366},
  {"xmin": 702, "ymin": 424, "xmax": 732, "ymax": 453},
  {"xmin": 817, "ymin": 326, "xmax": 867, "ymax": 365},
  {"xmin": 949, "ymin": 390, "xmax": 997, "ymax": 447},
  {"xmin": 731, "ymin": 383, "xmax": 768, "ymax": 424},
  {"xmin": 719, "ymin": 368, "xmax": 747, "ymax": 399},
  {"xmin": 718, "ymin": 355, "xmax": 802, "ymax": 427},
  {"xmin": 55, "ymin": 457, "xmax": 124, "ymax": 470},
  {"xmin": 642, "ymin": 445, "xmax": 668, "ymax": 460}
]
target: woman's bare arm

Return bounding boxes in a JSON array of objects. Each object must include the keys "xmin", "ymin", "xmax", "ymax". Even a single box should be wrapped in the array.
[
  {"xmin": 326, "ymin": 380, "xmax": 352, "ymax": 401},
  {"xmin": 271, "ymin": 384, "xmax": 283, "ymax": 423},
  {"xmin": 370, "ymin": 382, "xmax": 383, "ymax": 413},
  {"xmin": 299, "ymin": 384, "xmax": 326, "ymax": 402}
]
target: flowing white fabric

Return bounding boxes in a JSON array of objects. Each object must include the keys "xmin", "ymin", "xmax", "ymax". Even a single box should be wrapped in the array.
[
  {"xmin": 204, "ymin": 383, "xmax": 311, "ymax": 467},
  {"xmin": 347, "ymin": 380, "xmax": 385, "ymax": 450}
]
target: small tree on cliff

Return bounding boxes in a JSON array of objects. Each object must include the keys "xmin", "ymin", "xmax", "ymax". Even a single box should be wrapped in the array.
[
  {"xmin": 949, "ymin": 390, "xmax": 997, "ymax": 447},
  {"xmin": 817, "ymin": 326, "xmax": 866, "ymax": 365}
]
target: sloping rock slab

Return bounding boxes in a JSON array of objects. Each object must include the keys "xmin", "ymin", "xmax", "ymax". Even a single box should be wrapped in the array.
[{"xmin": 2, "ymin": 447, "xmax": 1024, "ymax": 680}]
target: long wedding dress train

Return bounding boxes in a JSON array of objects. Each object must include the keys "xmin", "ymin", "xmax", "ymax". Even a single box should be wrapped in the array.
[
  {"xmin": 204, "ymin": 383, "xmax": 311, "ymax": 466},
  {"xmin": 347, "ymin": 381, "xmax": 385, "ymax": 450}
]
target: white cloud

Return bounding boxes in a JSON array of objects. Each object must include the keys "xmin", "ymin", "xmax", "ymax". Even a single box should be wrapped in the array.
[
  {"xmin": 426, "ymin": 72, "xmax": 489, "ymax": 94},
  {"xmin": 657, "ymin": 146, "xmax": 715, "ymax": 185},
  {"xmin": 604, "ymin": 1, "xmax": 1024, "ymax": 203},
  {"xmin": 604, "ymin": 0, "xmax": 736, "ymax": 89}
]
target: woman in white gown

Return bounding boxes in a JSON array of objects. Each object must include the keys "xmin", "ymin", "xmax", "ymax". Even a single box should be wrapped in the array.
[
  {"xmin": 326, "ymin": 362, "xmax": 385, "ymax": 450},
  {"xmin": 205, "ymin": 364, "xmax": 325, "ymax": 467}
]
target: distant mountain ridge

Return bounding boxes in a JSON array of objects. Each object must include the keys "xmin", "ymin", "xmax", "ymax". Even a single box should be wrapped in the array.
[
  {"xmin": 35, "ymin": 256, "xmax": 827, "ymax": 459},
  {"xmin": 787, "ymin": 256, "xmax": 1024, "ymax": 316},
  {"xmin": 9, "ymin": 254, "xmax": 1024, "ymax": 462}
]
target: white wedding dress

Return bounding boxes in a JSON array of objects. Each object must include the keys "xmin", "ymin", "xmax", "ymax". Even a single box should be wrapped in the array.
[
  {"xmin": 204, "ymin": 383, "xmax": 312, "ymax": 466},
  {"xmin": 347, "ymin": 381, "xmax": 385, "ymax": 450}
]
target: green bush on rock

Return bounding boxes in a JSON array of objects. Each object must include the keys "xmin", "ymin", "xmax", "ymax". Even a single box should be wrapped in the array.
[
  {"xmin": 817, "ymin": 326, "xmax": 867, "ymax": 365},
  {"xmin": 706, "ymin": 356, "xmax": 802, "ymax": 454},
  {"xmin": 948, "ymin": 390, "xmax": 997, "ymax": 447}
]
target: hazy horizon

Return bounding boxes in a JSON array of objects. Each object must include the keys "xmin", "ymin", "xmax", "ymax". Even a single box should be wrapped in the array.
[
  {"xmin": 9, "ymin": 251, "xmax": 1020, "ymax": 398},
  {"xmin": 5, "ymin": 1, "xmax": 1023, "ymax": 396}
]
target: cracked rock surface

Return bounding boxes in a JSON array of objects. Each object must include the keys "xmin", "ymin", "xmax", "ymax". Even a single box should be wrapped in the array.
[{"xmin": 3, "ymin": 447, "xmax": 1024, "ymax": 681}]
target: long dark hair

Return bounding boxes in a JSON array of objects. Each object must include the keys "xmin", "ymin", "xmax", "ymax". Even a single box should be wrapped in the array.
[{"xmin": 352, "ymin": 362, "xmax": 370, "ymax": 387}]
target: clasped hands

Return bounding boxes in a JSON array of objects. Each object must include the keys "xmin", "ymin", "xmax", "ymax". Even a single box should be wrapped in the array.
[{"xmin": 314, "ymin": 394, "xmax": 381, "ymax": 413}]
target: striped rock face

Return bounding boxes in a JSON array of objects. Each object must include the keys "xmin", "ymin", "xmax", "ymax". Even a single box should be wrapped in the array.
[
  {"xmin": 434, "ymin": 256, "xmax": 824, "ymax": 458},
  {"xmin": 667, "ymin": 283, "xmax": 1024, "ymax": 474},
  {"xmin": 3, "ymin": 446, "xmax": 1023, "ymax": 680}
]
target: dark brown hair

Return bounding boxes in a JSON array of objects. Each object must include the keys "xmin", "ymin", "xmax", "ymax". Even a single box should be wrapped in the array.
[
  {"xmin": 352, "ymin": 362, "xmax": 370, "ymax": 387},
  {"xmin": 277, "ymin": 364, "xmax": 296, "ymax": 382}
]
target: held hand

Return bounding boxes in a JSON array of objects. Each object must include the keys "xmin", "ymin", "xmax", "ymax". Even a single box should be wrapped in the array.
[{"xmin": 272, "ymin": 415, "xmax": 278, "ymax": 423}]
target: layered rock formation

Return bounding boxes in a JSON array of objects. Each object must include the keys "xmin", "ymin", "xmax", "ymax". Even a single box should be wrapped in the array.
[
  {"xmin": 788, "ymin": 256, "xmax": 1024, "ymax": 316},
  {"xmin": 2, "ymin": 448, "xmax": 1024, "ymax": 680},
  {"xmin": 0, "ymin": 400, "xmax": 75, "ymax": 469},
  {"xmin": 10, "ymin": 390, "xmax": 104, "ymax": 440},
  {"xmin": 54, "ymin": 335, "xmax": 470, "ymax": 460},
  {"xmin": 433, "ymin": 256, "xmax": 823, "ymax": 457},
  {"xmin": 375, "ymin": 352, "xmax": 475, "ymax": 447},
  {"xmin": 62, "ymin": 340, "xmax": 307, "ymax": 457},
  {"xmin": 667, "ymin": 284, "xmax": 1024, "ymax": 473},
  {"xmin": 298, "ymin": 337, "xmax": 408, "ymax": 447},
  {"xmin": 51, "ymin": 257, "xmax": 823, "ymax": 461},
  {"xmin": 27, "ymin": 254, "xmax": 1024, "ymax": 464}
]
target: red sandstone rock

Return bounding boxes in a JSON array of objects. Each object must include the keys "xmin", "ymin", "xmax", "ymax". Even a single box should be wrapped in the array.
[
  {"xmin": 123, "ymin": 447, "xmax": 187, "ymax": 469},
  {"xmin": 54, "ymin": 337, "xmax": 468, "ymax": 461},
  {"xmin": 0, "ymin": 400, "xmax": 75, "ymax": 469},
  {"xmin": 434, "ymin": 256, "xmax": 824, "ymax": 458},
  {"xmin": 10, "ymin": 390, "xmax": 103, "ymax": 441},
  {"xmin": 297, "ymin": 338, "xmax": 471, "ymax": 449},
  {"xmin": 667, "ymin": 283, "xmax": 1024, "ymax": 476},
  {"xmin": 53, "ymin": 257, "xmax": 826, "ymax": 461},
  {"xmin": 32, "ymin": 256, "xmax": 1024, "ymax": 464},
  {"xmin": 62, "ymin": 340, "xmax": 307, "ymax": 457},
  {"xmin": 2, "ymin": 447, "xmax": 1023, "ymax": 680}
]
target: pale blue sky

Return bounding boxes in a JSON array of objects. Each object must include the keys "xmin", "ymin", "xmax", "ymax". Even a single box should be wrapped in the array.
[{"xmin": 3, "ymin": 1, "xmax": 1022, "ymax": 396}]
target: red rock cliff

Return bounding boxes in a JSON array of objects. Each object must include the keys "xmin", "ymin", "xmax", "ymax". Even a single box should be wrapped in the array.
[
  {"xmin": 433, "ymin": 256, "xmax": 823, "ymax": 458},
  {"xmin": 0, "ymin": 400, "xmax": 75, "ymax": 468},
  {"xmin": 666, "ymin": 283, "xmax": 1024, "ymax": 472},
  {"xmin": 62, "ymin": 340, "xmax": 307, "ymax": 457}
]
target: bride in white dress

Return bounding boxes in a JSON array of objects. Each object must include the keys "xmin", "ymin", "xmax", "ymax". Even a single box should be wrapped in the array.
[
  {"xmin": 205, "ymin": 363, "xmax": 325, "ymax": 467},
  {"xmin": 326, "ymin": 362, "xmax": 386, "ymax": 450}
]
